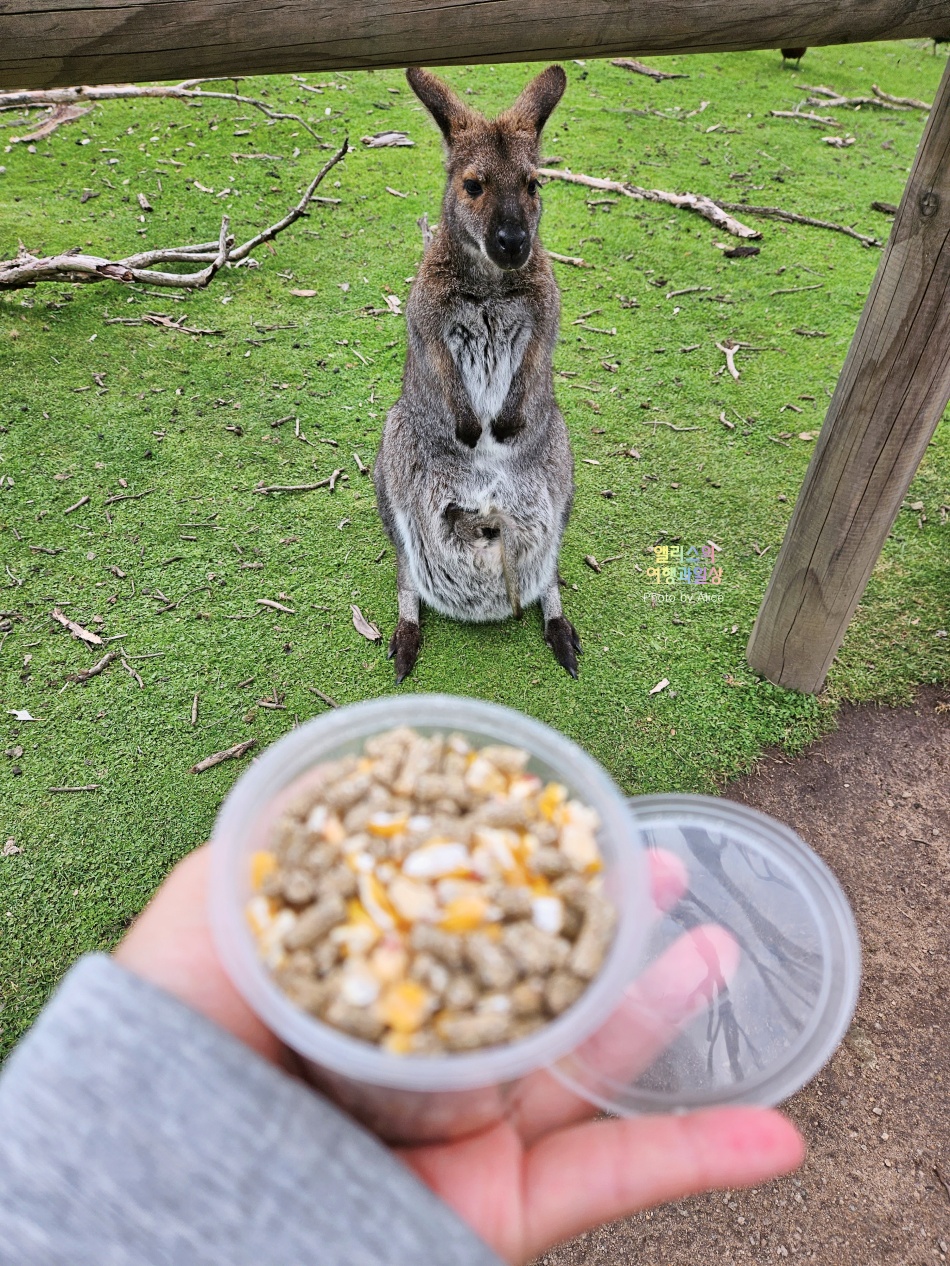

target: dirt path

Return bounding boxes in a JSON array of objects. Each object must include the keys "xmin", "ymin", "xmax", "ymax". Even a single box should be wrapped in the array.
[{"xmin": 542, "ymin": 687, "xmax": 950, "ymax": 1266}]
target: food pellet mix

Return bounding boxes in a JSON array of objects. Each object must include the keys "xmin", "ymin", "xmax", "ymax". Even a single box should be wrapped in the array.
[{"xmin": 246, "ymin": 726, "xmax": 618, "ymax": 1054}]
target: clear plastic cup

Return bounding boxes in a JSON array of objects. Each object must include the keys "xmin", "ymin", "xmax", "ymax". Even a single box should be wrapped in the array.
[
  {"xmin": 210, "ymin": 694, "xmax": 652, "ymax": 1143},
  {"xmin": 210, "ymin": 696, "xmax": 861, "ymax": 1144}
]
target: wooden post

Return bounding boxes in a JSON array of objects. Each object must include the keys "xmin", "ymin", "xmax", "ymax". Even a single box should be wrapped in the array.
[
  {"xmin": 746, "ymin": 56, "xmax": 950, "ymax": 695},
  {"xmin": 0, "ymin": 1, "xmax": 947, "ymax": 91}
]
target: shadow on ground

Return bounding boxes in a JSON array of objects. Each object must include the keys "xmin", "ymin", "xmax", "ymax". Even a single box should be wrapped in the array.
[{"xmin": 541, "ymin": 686, "xmax": 950, "ymax": 1266}]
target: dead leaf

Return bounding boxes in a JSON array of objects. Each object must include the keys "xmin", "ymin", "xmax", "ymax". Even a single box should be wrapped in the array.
[
  {"xmin": 7, "ymin": 709, "xmax": 36, "ymax": 721},
  {"xmin": 798, "ymin": 431, "xmax": 817, "ymax": 441},
  {"xmin": 649, "ymin": 678, "xmax": 669, "ymax": 695},
  {"xmin": 351, "ymin": 604, "xmax": 381, "ymax": 641},
  {"xmin": 383, "ymin": 294, "xmax": 403, "ymax": 315},
  {"xmin": 290, "ymin": 288, "xmax": 318, "ymax": 298},
  {"xmin": 361, "ymin": 131, "xmax": 414, "ymax": 147},
  {"xmin": 2, "ymin": 838, "xmax": 21, "ymax": 856}
]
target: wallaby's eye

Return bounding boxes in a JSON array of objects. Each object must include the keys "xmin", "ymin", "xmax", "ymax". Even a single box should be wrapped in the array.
[
  {"xmin": 462, "ymin": 178, "xmax": 484, "ymax": 198},
  {"xmin": 527, "ymin": 178, "xmax": 538, "ymax": 196}
]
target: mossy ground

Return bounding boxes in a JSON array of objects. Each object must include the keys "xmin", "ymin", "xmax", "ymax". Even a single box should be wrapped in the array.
[{"xmin": 0, "ymin": 41, "xmax": 946, "ymax": 1053}]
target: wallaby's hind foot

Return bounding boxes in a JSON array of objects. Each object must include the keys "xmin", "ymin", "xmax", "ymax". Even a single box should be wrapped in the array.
[
  {"xmin": 388, "ymin": 619, "xmax": 421, "ymax": 684},
  {"xmin": 544, "ymin": 616, "xmax": 582, "ymax": 679}
]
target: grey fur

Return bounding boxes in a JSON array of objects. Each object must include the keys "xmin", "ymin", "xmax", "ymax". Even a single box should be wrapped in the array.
[{"xmin": 374, "ymin": 65, "xmax": 580, "ymax": 681}]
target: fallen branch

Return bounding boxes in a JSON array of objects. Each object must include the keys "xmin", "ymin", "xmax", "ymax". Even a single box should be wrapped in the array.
[
  {"xmin": 538, "ymin": 167, "xmax": 760, "ymax": 240},
  {"xmin": 49, "ymin": 784, "xmax": 101, "ymax": 793},
  {"xmin": 0, "ymin": 80, "xmax": 321, "ymax": 141},
  {"xmin": 610, "ymin": 58, "xmax": 688, "ymax": 81},
  {"xmin": 715, "ymin": 202, "xmax": 882, "ymax": 248},
  {"xmin": 0, "ymin": 141, "xmax": 348, "ymax": 291},
  {"xmin": 797, "ymin": 82, "xmax": 915, "ymax": 111},
  {"xmin": 191, "ymin": 738, "xmax": 256, "ymax": 774},
  {"xmin": 871, "ymin": 84, "xmax": 932, "ymax": 111},
  {"xmin": 9, "ymin": 103, "xmax": 91, "ymax": 142},
  {"xmin": 51, "ymin": 607, "xmax": 103, "ymax": 646}
]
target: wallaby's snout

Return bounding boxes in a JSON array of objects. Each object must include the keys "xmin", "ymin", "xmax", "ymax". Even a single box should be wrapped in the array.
[
  {"xmin": 407, "ymin": 64, "xmax": 566, "ymax": 272},
  {"xmin": 492, "ymin": 219, "xmax": 529, "ymax": 270}
]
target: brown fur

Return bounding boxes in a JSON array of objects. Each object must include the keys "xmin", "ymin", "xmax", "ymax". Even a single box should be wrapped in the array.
[{"xmin": 373, "ymin": 66, "xmax": 581, "ymax": 681}]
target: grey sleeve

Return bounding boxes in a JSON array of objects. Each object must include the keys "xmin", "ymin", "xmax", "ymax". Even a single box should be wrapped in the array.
[{"xmin": 0, "ymin": 955, "xmax": 503, "ymax": 1266}]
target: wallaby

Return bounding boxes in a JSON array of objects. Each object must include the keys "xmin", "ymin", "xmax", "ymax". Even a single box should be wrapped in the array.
[{"xmin": 374, "ymin": 64, "xmax": 581, "ymax": 683}]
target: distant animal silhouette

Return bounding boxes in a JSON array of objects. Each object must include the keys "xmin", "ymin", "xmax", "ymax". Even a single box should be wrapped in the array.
[{"xmin": 781, "ymin": 47, "xmax": 808, "ymax": 65}]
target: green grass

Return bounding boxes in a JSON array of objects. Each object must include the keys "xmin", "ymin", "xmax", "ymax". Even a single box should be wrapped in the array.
[{"xmin": 0, "ymin": 41, "xmax": 947, "ymax": 1053}]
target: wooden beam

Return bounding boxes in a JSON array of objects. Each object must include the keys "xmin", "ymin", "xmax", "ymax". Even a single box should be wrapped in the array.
[
  {"xmin": 746, "ymin": 55, "xmax": 950, "ymax": 695},
  {"xmin": 1, "ymin": 1, "xmax": 949, "ymax": 91}
]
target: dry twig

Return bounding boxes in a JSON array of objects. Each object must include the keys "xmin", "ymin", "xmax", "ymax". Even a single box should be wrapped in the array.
[
  {"xmin": 253, "ymin": 479, "xmax": 333, "ymax": 494},
  {"xmin": 770, "ymin": 109, "xmax": 841, "ymax": 125},
  {"xmin": 715, "ymin": 201, "xmax": 882, "ymax": 248},
  {"xmin": 716, "ymin": 341, "xmax": 741, "ymax": 381},
  {"xmin": 0, "ymin": 142, "xmax": 348, "ymax": 290},
  {"xmin": 307, "ymin": 686, "xmax": 339, "ymax": 708},
  {"xmin": 538, "ymin": 167, "xmax": 760, "ymax": 240},
  {"xmin": 548, "ymin": 250, "xmax": 591, "ymax": 267},
  {"xmin": 120, "ymin": 656, "xmax": 144, "ymax": 688},
  {"xmin": 67, "ymin": 650, "xmax": 119, "ymax": 683},
  {"xmin": 610, "ymin": 58, "xmax": 688, "ymax": 81},
  {"xmin": 190, "ymin": 738, "xmax": 256, "ymax": 774},
  {"xmin": 104, "ymin": 313, "xmax": 223, "ymax": 336}
]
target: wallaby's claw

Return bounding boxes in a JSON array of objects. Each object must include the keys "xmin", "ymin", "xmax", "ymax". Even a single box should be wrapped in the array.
[
  {"xmin": 389, "ymin": 619, "xmax": 421, "ymax": 684},
  {"xmin": 545, "ymin": 616, "xmax": 581, "ymax": 679}
]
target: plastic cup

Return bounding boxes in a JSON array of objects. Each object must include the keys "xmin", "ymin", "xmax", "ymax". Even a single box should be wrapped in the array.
[
  {"xmin": 210, "ymin": 696, "xmax": 861, "ymax": 1144},
  {"xmin": 210, "ymin": 694, "xmax": 652, "ymax": 1143}
]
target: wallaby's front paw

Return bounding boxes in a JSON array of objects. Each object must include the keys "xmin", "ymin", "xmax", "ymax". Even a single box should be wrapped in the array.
[
  {"xmin": 388, "ymin": 619, "xmax": 421, "ymax": 684},
  {"xmin": 455, "ymin": 414, "xmax": 482, "ymax": 448},
  {"xmin": 544, "ymin": 616, "xmax": 582, "ymax": 679}
]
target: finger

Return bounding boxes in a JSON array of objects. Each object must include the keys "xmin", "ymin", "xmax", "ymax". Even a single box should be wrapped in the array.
[
  {"xmin": 510, "ymin": 923, "xmax": 738, "ymax": 1145},
  {"xmin": 115, "ymin": 846, "xmax": 288, "ymax": 1067},
  {"xmin": 520, "ymin": 1107, "xmax": 804, "ymax": 1261}
]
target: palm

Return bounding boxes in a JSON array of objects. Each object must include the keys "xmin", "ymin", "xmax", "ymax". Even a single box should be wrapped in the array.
[{"xmin": 117, "ymin": 847, "xmax": 803, "ymax": 1266}]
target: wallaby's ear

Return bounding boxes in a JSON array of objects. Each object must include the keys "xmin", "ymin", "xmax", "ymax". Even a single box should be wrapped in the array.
[
  {"xmin": 406, "ymin": 67, "xmax": 475, "ymax": 143},
  {"xmin": 501, "ymin": 65, "xmax": 567, "ymax": 137}
]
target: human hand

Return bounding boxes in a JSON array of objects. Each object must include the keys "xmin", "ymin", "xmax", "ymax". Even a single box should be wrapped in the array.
[{"xmin": 116, "ymin": 846, "xmax": 803, "ymax": 1264}]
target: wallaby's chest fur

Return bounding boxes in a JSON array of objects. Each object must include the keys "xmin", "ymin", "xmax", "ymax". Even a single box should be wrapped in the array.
[{"xmin": 446, "ymin": 297, "xmax": 531, "ymax": 424}]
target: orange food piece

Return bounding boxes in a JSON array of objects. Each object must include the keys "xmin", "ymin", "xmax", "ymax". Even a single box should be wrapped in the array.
[
  {"xmin": 538, "ymin": 782, "xmax": 568, "ymax": 822},
  {"xmin": 382, "ymin": 1031, "xmax": 415, "ymax": 1055},
  {"xmin": 249, "ymin": 850, "xmax": 277, "ymax": 890},
  {"xmin": 367, "ymin": 812, "xmax": 410, "ymax": 838},
  {"xmin": 439, "ymin": 896, "xmax": 489, "ymax": 933},
  {"xmin": 379, "ymin": 980, "xmax": 431, "ymax": 1033}
]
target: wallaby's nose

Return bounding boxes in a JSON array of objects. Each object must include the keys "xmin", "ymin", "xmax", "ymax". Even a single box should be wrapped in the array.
[{"xmin": 495, "ymin": 223, "xmax": 528, "ymax": 260}]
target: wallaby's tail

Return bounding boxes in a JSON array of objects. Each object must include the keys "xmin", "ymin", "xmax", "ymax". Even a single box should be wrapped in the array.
[{"xmin": 486, "ymin": 510, "xmax": 522, "ymax": 619}]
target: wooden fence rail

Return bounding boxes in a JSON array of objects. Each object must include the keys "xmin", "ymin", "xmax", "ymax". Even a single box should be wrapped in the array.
[{"xmin": 1, "ymin": 0, "xmax": 949, "ymax": 91}]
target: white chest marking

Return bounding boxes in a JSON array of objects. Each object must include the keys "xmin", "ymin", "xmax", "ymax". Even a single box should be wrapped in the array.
[{"xmin": 446, "ymin": 306, "xmax": 530, "ymax": 424}]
